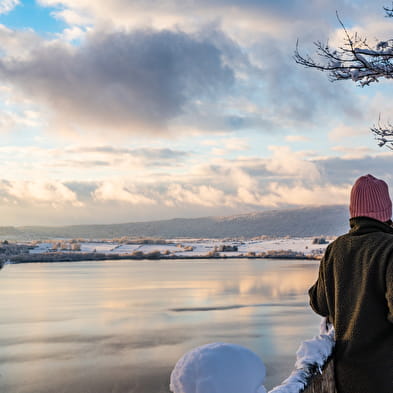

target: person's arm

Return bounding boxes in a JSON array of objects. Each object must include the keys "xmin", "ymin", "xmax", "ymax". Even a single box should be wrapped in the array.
[
  {"xmin": 387, "ymin": 258, "xmax": 393, "ymax": 324},
  {"xmin": 308, "ymin": 249, "xmax": 330, "ymax": 318}
]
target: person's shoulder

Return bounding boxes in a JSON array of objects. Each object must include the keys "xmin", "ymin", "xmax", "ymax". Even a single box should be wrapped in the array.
[
  {"xmin": 380, "ymin": 229, "xmax": 393, "ymax": 239},
  {"xmin": 326, "ymin": 234, "xmax": 348, "ymax": 248},
  {"xmin": 321, "ymin": 233, "xmax": 352, "ymax": 259}
]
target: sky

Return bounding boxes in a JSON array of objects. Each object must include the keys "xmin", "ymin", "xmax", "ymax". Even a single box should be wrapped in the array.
[{"xmin": 0, "ymin": 0, "xmax": 393, "ymax": 226}]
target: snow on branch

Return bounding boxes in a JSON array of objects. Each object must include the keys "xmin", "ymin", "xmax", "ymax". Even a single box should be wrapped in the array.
[
  {"xmin": 294, "ymin": 12, "xmax": 393, "ymax": 86},
  {"xmin": 384, "ymin": 3, "xmax": 393, "ymax": 18},
  {"xmin": 371, "ymin": 118, "xmax": 393, "ymax": 150}
]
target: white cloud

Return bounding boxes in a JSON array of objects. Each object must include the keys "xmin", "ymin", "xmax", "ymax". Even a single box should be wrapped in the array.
[
  {"xmin": 236, "ymin": 187, "xmax": 262, "ymax": 205},
  {"xmin": 265, "ymin": 146, "xmax": 321, "ymax": 181},
  {"xmin": 51, "ymin": 8, "xmax": 92, "ymax": 26},
  {"xmin": 55, "ymin": 26, "xmax": 88, "ymax": 42},
  {"xmin": 165, "ymin": 184, "xmax": 232, "ymax": 208},
  {"xmin": 229, "ymin": 167, "xmax": 258, "ymax": 190},
  {"xmin": 328, "ymin": 124, "xmax": 366, "ymax": 141},
  {"xmin": 259, "ymin": 182, "xmax": 351, "ymax": 207},
  {"xmin": 285, "ymin": 135, "xmax": 311, "ymax": 142},
  {"xmin": 0, "ymin": 0, "xmax": 19, "ymax": 15},
  {"xmin": 0, "ymin": 180, "xmax": 83, "ymax": 207},
  {"xmin": 92, "ymin": 181, "xmax": 156, "ymax": 205}
]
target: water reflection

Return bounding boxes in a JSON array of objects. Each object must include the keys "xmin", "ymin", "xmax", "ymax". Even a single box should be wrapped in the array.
[{"xmin": 0, "ymin": 259, "xmax": 321, "ymax": 392}]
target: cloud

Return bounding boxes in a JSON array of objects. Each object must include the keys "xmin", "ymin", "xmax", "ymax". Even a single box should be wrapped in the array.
[
  {"xmin": 70, "ymin": 146, "xmax": 188, "ymax": 160},
  {"xmin": 35, "ymin": 0, "xmax": 366, "ymax": 39},
  {"xmin": 92, "ymin": 181, "xmax": 156, "ymax": 205},
  {"xmin": 285, "ymin": 135, "xmax": 311, "ymax": 142},
  {"xmin": 313, "ymin": 154, "xmax": 393, "ymax": 185},
  {"xmin": 0, "ymin": 0, "xmax": 19, "ymax": 15},
  {"xmin": 0, "ymin": 28, "xmax": 235, "ymax": 136},
  {"xmin": 0, "ymin": 24, "xmax": 42, "ymax": 58},
  {"xmin": 2, "ymin": 148, "xmax": 392, "ymax": 225},
  {"xmin": 0, "ymin": 2, "xmax": 376, "ymax": 138},
  {"xmin": 0, "ymin": 180, "xmax": 83, "ymax": 207},
  {"xmin": 251, "ymin": 36, "xmax": 365, "ymax": 129},
  {"xmin": 55, "ymin": 26, "xmax": 88, "ymax": 42},
  {"xmin": 0, "ymin": 144, "xmax": 192, "ymax": 186},
  {"xmin": 329, "ymin": 124, "xmax": 368, "ymax": 141},
  {"xmin": 330, "ymin": 145, "xmax": 376, "ymax": 159},
  {"xmin": 258, "ymin": 182, "xmax": 351, "ymax": 207},
  {"xmin": 1, "ymin": 1, "xmax": 392, "ymax": 226},
  {"xmin": 265, "ymin": 146, "xmax": 321, "ymax": 181},
  {"xmin": 62, "ymin": 146, "xmax": 190, "ymax": 168},
  {"xmin": 0, "ymin": 110, "xmax": 18, "ymax": 131},
  {"xmin": 210, "ymin": 138, "xmax": 250, "ymax": 155},
  {"xmin": 2, "ymin": 142, "xmax": 391, "ymax": 220},
  {"xmin": 51, "ymin": 8, "xmax": 92, "ymax": 26},
  {"xmin": 165, "ymin": 184, "xmax": 232, "ymax": 207}
]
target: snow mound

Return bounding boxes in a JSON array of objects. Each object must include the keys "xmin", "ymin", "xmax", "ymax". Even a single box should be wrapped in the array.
[{"xmin": 170, "ymin": 342, "xmax": 266, "ymax": 393}]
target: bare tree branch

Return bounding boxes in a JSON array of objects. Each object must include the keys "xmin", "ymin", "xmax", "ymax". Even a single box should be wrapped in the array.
[
  {"xmin": 294, "ymin": 11, "xmax": 393, "ymax": 87},
  {"xmin": 294, "ymin": 9, "xmax": 393, "ymax": 151},
  {"xmin": 384, "ymin": 3, "xmax": 393, "ymax": 17},
  {"xmin": 371, "ymin": 117, "xmax": 393, "ymax": 150}
]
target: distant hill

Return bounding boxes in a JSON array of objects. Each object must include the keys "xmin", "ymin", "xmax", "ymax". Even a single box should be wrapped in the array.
[{"xmin": 1, "ymin": 206, "xmax": 350, "ymax": 240}]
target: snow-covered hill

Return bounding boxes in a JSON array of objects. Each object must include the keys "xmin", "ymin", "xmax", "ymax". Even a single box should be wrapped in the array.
[{"xmin": 0, "ymin": 205, "xmax": 349, "ymax": 240}]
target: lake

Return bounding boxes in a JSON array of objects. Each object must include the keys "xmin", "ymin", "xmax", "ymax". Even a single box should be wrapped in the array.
[{"xmin": 0, "ymin": 258, "xmax": 322, "ymax": 393}]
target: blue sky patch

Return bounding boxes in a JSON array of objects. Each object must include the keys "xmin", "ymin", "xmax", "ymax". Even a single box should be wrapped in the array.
[{"xmin": 0, "ymin": 0, "xmax": 65, "ymax": 34}]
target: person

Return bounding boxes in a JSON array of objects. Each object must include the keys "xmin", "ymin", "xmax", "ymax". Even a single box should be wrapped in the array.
[{"xmin": 309, "ymin": 174, "xmax": 393, "ymax": 393}]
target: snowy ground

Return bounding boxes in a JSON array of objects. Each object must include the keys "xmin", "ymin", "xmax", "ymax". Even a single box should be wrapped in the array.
[
  {"xmin": 29, "ymin": 242, "xmax": 53, "ymax": 254},
  {"xmin": 29, "ymin": 237, "xmax": 331, "ymax": 257}
]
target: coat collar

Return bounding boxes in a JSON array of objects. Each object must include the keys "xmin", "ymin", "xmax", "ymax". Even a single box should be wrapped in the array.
[{"xmin": 349, "ymin": 216, "xmax": 393, "ymax": 236}]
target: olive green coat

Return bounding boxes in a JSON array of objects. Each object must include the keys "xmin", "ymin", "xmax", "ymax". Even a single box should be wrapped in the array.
[{"xmin": 309, "ymin": 217, "xmax": 393, "ymax": 393}]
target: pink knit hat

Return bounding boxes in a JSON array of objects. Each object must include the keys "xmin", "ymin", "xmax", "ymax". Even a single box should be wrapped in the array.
[{"xmin": 350, "ymin": 174, "xmax": 392, "ymax": 222}]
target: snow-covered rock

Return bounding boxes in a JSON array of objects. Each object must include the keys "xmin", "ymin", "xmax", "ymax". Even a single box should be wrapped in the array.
[
  {"xmin": 170, "ymin": 342, "xmax": 267, "ymax": 393},
  {"xmin": 170, "ymin": 319, "xmax": 335, "ymax": 393}
]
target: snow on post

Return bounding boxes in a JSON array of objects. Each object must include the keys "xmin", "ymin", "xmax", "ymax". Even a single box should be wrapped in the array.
[
  {"xmin": 268, "ymin": 318, "xmax": 335, "ymax": 393},
  {"xmin": 170, "ymin": 342, "xmax": 267, "ymax": 393}
]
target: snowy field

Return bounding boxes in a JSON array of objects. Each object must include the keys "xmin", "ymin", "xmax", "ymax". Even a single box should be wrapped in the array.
[{"xmin": 29, "ymin": 237, "xmax": 331, "ymax": 257}]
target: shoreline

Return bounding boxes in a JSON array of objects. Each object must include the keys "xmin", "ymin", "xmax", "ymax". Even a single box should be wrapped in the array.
[{"xmin": 9, "ymin": 251, "xmax": 322, "ymax": 264}]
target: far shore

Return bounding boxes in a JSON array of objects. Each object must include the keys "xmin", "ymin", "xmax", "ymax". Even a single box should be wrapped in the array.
[{"xmin": 8, "ymin": 251, "xmax": 322, "ymax": 264}]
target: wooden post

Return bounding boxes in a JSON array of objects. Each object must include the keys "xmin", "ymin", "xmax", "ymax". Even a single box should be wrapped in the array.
[{"xmin": 303, "ymin": 358, "xmax": 336, "ymax": 393}]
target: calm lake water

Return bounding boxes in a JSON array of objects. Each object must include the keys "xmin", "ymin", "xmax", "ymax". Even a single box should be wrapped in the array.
[{"xmin": 0, "ymin": 259, "xmax": 322, "ymax": 393}]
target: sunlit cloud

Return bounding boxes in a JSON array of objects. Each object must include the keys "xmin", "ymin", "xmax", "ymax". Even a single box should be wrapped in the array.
[
  {"xmin": 165, "ymin": 184, "xmax": 232, "ymax": 208},
  {"xmin": 0, "ymin": 0, "xmax": 392, "ymax": 225},
  {"xmin": 0, "ymin": 180, "xmax": 83, "ymax": 207},
  {"xmin": 259, "ymin": 182, "xmax": 351, "ymax": 207},
  {"xmin": 265, "ymin": 146, "xmax": 321, "ymax": 181},
  {"xmin": 92, "ymin": 181, "xmax": 156, "ymax": 205}
]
